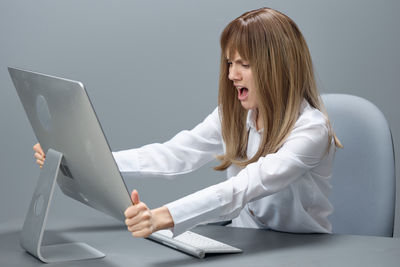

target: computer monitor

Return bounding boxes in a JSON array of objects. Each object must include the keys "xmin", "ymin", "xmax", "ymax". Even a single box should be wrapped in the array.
[{"xmin": 8, "ymin": 67, "xmax": 132, "ymax": 263}]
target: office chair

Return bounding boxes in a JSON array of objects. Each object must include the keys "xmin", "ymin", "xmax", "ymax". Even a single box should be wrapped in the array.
[{"xmin": 322, "ymin": 94, "xmax": 396, "ymax": 237}]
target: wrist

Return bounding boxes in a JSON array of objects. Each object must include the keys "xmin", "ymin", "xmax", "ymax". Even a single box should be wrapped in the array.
[{"xmin": 152, "ymin": 206, "xmax": 174, "ymax": 232}]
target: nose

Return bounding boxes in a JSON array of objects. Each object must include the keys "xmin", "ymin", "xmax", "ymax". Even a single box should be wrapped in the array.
[{"xmin": 228, "ymin": 64, "xmax": 241, "ymax": 81}]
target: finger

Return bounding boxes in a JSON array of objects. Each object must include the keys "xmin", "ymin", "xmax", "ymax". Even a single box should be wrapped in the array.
[
  {"xmin": 34, "ymin": 152, "xmax": 44, "ymax": 161},
  {"xmin": 126, "ymin": 205, "xmax": 150, "ymax": 226},
  {"xmin": 36, "ymin": 159, "xmax": 44, "ymax": 166},
  {"xmin": 131, "ymin": 228, "xmax": 153, "ymax": 238},
  {"xmin": 125, "ymin": 202, "xmax": 148, "ymax": 218},
  {"xmin": 131, "ymin": 189, "xmax": 140, "ymax": 205},
  {"xmin": 127, "ymin": 218, "xmax": 147, "ymax": 231},
  {"xmin": 33, "ymin": 143, "xmax": 42, "ymax": 153},
  {"xmin": 127, "ymin": 220, "xmax": 153, "ymax": 234},
  {"xmin": 35, "ymin": 154, "xmax": 44, "ymax": 162},
  {"xmin": 125, "ymin": 214, "xmax": 138, "ymax": 226},
  {"xmin": 125, "ymin": 207, "xmax": 150, "ymax": 226},
  {"xmin": 124, "ymin": 205, "xmax": 139, "ymax": 219}
]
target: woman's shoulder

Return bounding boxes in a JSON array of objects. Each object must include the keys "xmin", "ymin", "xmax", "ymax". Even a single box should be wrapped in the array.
[
  {"xmin": 194, "ymin": 106, "xmax": 222, "ymax": 131},
  {"xmin": 291, "ymin": 100, "xmax": 328, "ymax": 137},
  {"xmin": 207, "ymin": 106, "xmax": 221, "ymax": 122},
  {"xmin": 286, "ymin": 101, "xmax": 332, "ymax": 155}
]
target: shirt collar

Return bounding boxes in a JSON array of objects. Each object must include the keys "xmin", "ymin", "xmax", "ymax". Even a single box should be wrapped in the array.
[{"xmin": 246, "ymin": 109, "xmax": 260, "ymax": 132}]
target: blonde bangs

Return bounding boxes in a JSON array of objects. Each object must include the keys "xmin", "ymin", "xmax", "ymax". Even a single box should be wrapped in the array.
[{"xmin": 221, "ymin": 18, "xmax": 251, "ymax": 63}]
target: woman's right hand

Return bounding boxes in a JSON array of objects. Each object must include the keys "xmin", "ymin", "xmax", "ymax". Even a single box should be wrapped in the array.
[{"xmin": 33, "ymin": 143, "xmax": 46, "ymax": 168}]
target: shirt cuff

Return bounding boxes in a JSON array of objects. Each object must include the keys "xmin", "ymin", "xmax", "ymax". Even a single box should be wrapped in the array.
[{"xmin": 164, "ymin": 184, "xmax": 226, "ymax": 237}]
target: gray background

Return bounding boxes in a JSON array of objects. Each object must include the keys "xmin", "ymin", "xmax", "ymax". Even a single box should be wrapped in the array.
[{"xmin": 0, "ymin": 0, "xmax": 399, "ymax": 237}]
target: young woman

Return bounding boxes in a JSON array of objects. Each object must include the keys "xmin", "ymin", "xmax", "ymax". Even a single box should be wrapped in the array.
[{"xmin": 33, "ymin": 7, "xmax": 342, "ymax": 238}]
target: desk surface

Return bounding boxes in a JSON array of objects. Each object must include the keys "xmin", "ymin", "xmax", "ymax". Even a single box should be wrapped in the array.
[{"xmin": 1, "ymin": 220, "xmax": 399, "ymax": 267}]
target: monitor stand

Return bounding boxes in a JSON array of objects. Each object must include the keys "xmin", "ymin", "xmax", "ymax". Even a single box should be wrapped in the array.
[{"xmin": 20, "ymin": 149, "xmax": 105, "ymax": 263}]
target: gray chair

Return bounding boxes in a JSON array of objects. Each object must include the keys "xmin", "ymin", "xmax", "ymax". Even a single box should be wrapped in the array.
[{"xmin": 322, "ymin": 94, "xmax": 396, "ymax": 237}]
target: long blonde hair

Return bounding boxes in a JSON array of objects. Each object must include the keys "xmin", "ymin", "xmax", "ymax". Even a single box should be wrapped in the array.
[{"xmin": 215, "ymin": 7, "xmax": 342, "ymax": 171}]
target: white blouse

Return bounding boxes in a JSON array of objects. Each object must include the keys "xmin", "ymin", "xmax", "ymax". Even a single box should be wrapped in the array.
[{"xmin": 113, "ymin": 100, "xmax": 335, "ymax": 236}]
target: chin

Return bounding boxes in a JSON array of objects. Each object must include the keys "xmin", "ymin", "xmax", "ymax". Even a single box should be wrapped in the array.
[
  {"xmin": 240, "ymin": 102, "xmax": 255, "ymax": 110},
  {"xmin": 241, "ymin": 105, "xmax": 251, "ymax": 111}
]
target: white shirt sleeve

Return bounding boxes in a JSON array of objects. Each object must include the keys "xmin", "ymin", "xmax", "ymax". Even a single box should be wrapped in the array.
[
  {"xmin": 165, "ymin": 119, "xmax": 331, "ymax": 236},
  {"xmin": 112, "ymin": 107, "xmax": 224, "ymax": 176}
]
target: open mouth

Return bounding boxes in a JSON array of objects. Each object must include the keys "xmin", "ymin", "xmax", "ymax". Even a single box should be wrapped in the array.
[{"xmin": 238, "ymin": 87, "xmax": 249, "ymax": 100}]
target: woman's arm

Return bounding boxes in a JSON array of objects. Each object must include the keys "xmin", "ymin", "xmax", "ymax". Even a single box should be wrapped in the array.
[
  {"xmin": 33, "ymin": 108, "xmax": 223, "ymax": 174},
  {"xmin": 113, "ymin": 107, "xmax": 224, "ymax": 176},
  {"xmin": 165, "ymin": 119, "xmax": 333, "ymax": 236}
]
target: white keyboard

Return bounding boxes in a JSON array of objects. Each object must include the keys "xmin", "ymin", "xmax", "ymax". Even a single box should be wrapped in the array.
[
  {"xmin": 174, "ymin": 230, "xmax": 240, "ymax": 252},
  {"xmin": 149, "ymin": 230, "xmax": 242, "ymax": 258}
]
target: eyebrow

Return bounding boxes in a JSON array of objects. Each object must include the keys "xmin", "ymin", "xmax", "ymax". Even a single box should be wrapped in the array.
[{"xmin": 226, "ymin": 57, "xmax": 249, "ymax": 64}]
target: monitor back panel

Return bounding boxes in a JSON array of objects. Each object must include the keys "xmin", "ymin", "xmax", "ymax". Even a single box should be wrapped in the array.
[{"xmin": 9, "ymin": 67, "xmax": 132, "ymax": 221}]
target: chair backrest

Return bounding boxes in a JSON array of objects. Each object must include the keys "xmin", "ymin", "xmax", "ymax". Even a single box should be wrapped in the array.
[{"xmin": 322, "ymin": 94, "xmax": 396, "ymax": 237}]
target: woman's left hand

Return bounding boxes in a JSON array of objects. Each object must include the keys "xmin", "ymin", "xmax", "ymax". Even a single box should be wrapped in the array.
[
  {"xmin": 124, "ymin": 190, "xmax": 156, "ymax": 237},
  {"xmin": 124, "ymin": 190, "xmax": 174, "ymax": 238}
]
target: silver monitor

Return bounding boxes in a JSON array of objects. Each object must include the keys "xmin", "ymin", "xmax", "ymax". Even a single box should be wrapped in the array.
[{"xmin": 8, "ymin": 67, "xmax": 132, "ymax": 263}]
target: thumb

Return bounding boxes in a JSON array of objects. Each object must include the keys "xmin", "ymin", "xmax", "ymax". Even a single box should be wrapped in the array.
[{"xmin": 131, "ymin": 189, "xmax": 140, "ymax": 205}]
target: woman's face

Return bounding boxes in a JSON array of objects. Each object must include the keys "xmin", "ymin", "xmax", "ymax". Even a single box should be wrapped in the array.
[{"xmin": 227, "ymin": 51, "xmax": 259, "ymax": 110}]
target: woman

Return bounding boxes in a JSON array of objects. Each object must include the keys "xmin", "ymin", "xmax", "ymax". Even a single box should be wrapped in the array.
[{"xmin": 34, "ymin": 7, "xmax": 342, "ymax": 238}]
